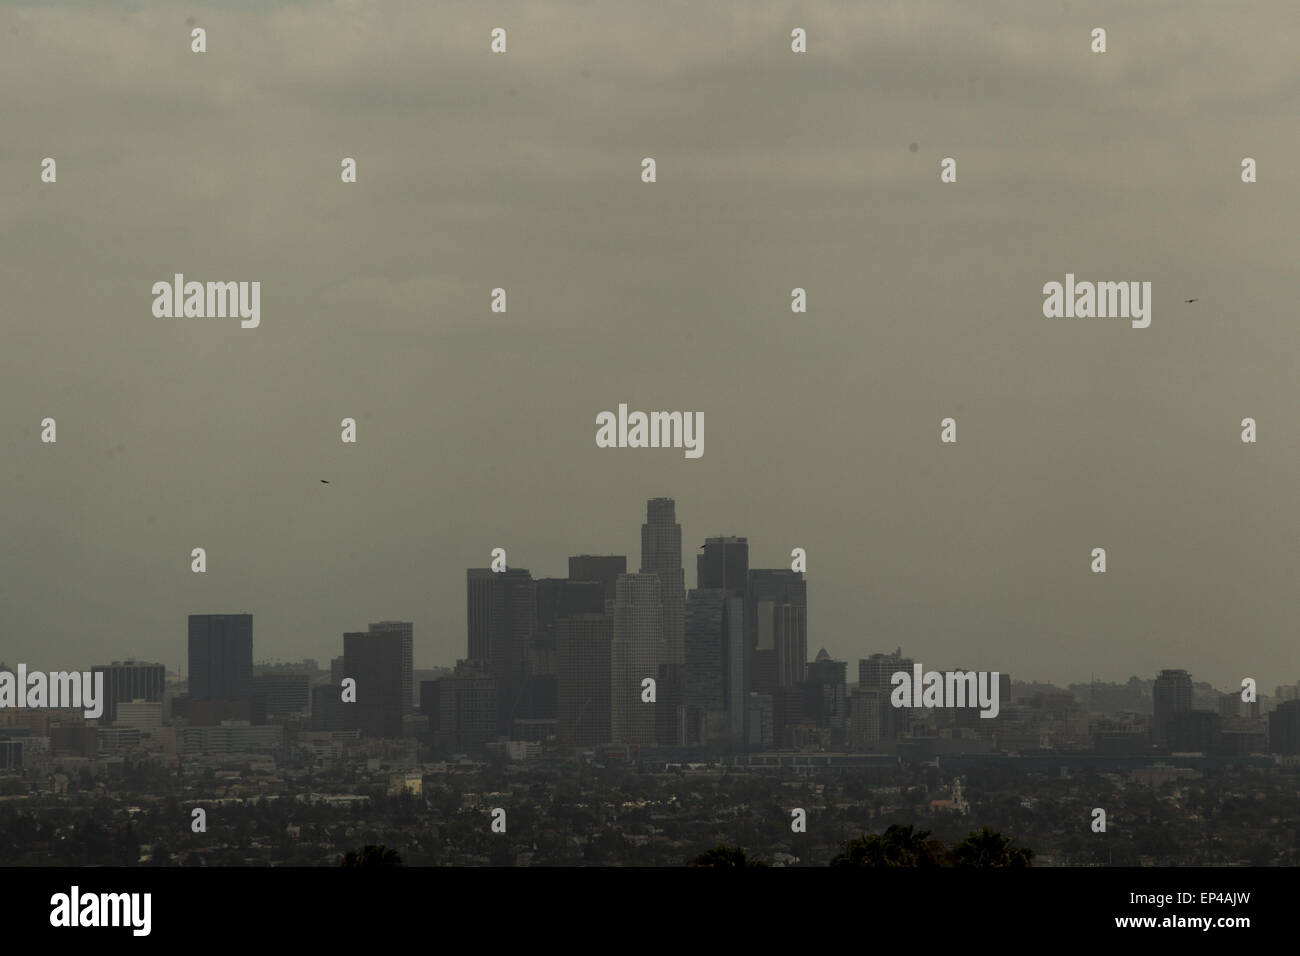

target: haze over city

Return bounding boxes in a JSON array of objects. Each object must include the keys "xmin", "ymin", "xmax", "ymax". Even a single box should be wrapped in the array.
[{"xmin": 3, "ymin": 0, "xmax": 1298, "ymax": 692}]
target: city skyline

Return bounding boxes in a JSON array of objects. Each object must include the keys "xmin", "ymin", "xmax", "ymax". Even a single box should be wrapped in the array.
[
  {"xmin": 5, "ymin": 1, "xmax": 1299, "ymax": 693},
  {"xmin": 4, "ymin": 491, "xmax": 1295, "ymax": 695}
]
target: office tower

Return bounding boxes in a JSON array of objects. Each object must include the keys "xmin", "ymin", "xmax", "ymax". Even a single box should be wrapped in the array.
[
  {"xmin": 753, "ymin": 599, "xmax": 776, "ymax": 696},
  {"xmin": 1153, "ymin": 669, "xmax": 1194, "ymax": 747},
  {"xmin": 1269, "ymin": 700, "xmax": 1300, "ymax": 755},
  {"xmin": 568, "ymin": 555, "xmax": 628, "ymax": 608},
  {"xmin": 858, "ymin": 648, "xmax": 913, "ymax": 741},
  {"xmin": 850, "ymin": 687, "xmax": 885, "ymax": 749},
  {"xmin": 656, "ymin": 662, "xmax": 687, "ymax": 747},
  {"xmin": 557, "ymin": 613, "xmax": 613, "ymax": 747},
  {"xmin": 1170, "ymin": 710, "xmax": 1220, "ymax": 752},
  {"xmin": 747, "ymin": 692, "xmax": 774, "ymax": 749},
  {"xmin": 859, "ymin": 648, "xmax": 914, "ymax": 692},
  {"xmin": 419, "ymin": 680, "xmax": 441, "ymax": 725},
  {"xmin": 436, "ymin": 661, "xmax": 498, "ymax": 752},
  {"xmin": 92, "ymin": 660, "xmax": 165, "ymax": 725},
  {"xmin": 188, "ymin": 614, "xmax": 253, "ymax": 701},
  {"xmin": 641, "ymin": 498, "xmax": 685, "ymax": 666},
  {"xmin": 467, "ymin": 568, "xmax": 536, "ymax": 734},
  {"xmin": 250, "ymin": 673, "xmax": 311, "ymax": 721},
  {"xmin": 684, "ymin": 589, "xmax": 727, "ymax": 743},
  {"xmin": 697, "ymin": 536, "xmax": 748, "ymax": 594},
  {"xmin": 188, "ymin": 614, "xmax": 253, "ymax": 724},
  {"xmin": 1218, "ymin": 691, "xmax": 1259, "ymax": 720},
  {"xmin": 724, "ymin": 595, "xmax": 746, "ymax": 742},
  {"xmin": 611, "ymin": 572, "xmax": 664, "ymax": 747},
  {"xmin": 747, "ymin": 570, "xmax": 807, "ymax": 724},
  {"xmin": 805, "ymin": 649, "xmax": 849, "ymax": 743},
  {"xmin": 536, "ymin": 578, "xmax": 605, "ymax": 661},
  {"xmin": 747, "ymin": 569, "xmax": 806, "ymax": 650},
  {"xmin": 367, "ymin": 621, "xmax": 413, "ymax": 717},
  {"xmin": 343, "ymin": 629, "xmax": 405, "ymax": 738},
  {"xmin": 773, "ymin": 604, "xmax": 807, "ymax": 688},
  {"xmin": 311, "ymin": 684, "xmax": 346, "ymax": 731}
]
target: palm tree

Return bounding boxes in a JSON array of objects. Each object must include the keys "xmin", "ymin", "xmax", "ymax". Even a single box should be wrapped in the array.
[
  {"xmin": 951, "ymin": 826, "xmax": 1034, "ymax": 867},
  {"xmin": 339, "ymin": 844, "xmax": 404, "ymax": 867},
  {"xmin": 832, "ymin": 824, "xmax": 947, "ymax": 867},
  {"xmin": 689, "ymin": 842, "xmax": 766, "ymax": 867}
]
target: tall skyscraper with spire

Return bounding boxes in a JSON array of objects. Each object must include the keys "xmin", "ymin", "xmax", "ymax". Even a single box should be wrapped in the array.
[{"xmin": 641, "ymin": 498, "xmax": 684, "ymax": 666}]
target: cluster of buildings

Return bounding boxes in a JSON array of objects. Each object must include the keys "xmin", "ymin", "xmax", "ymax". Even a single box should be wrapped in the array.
[{"xmin": 3, "ymin": 497, "xmax": 1300, "ymax": 773}]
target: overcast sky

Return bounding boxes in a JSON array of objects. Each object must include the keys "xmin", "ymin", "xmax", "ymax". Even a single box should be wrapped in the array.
[{"xmin": 2, "ymin": 0, "xmax": 1297, "ymax": 690}]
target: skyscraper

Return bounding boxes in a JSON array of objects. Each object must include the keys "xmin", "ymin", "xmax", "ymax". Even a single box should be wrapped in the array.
[
  {"xmin": 557, "ymin": 612, "xmax": 613, "ymax": 747},
  {"xmin": 368, "ymin": 621, "xmax": 413, "ymax": 717},
  {"xmin": 1153, "ymin": 669, "xmax": 1194, "ymax": 747},
  {"xmin": 747, "ymin": 569, "xmax": 806, "ymax": 653},
  {"xmin": 467, "ymin": 568, "xmax": 536, "ymax": 734},
  {"xmin": 92, "ymin": 660, "xmax": 165, "ymax": 725},
  {"xmin": 568, "ymin": 555, "xmax": 628, "ymax": 608},
  {"xmin": 697, "ymin": 536, "xmax": 748, "ymax": 594},
  {"xmin": 641, "ymin": 498, "xmax": 685, "ymax": 666},
  {"xmin": 684, "ymin": 588, "xmax": 727, "ymax": 743},
  {"xmin": 435, "ymin": 660, "xmax": 498, "ymax": 752},
  {"xmin": 1269, "ymin": 700, "xmax": 1300, "ymax": 755},
  {"xmin": 343, "ymin": 628, "xmax": 406, "ymax": 738},
  {"xmin": 611, "ymin": 572, "xmax": 663, "ymax": 747},
  {"xmin": 859, "ymin": 648, "xmax": 913, "ymax": 741},
  {"xmin": 187, "ymin": 615, "xmax": 253, "ymax": 724},
  {"xmin": 805, "ymin": 648, "xmax": 848, "ymax": 745},
  {"xmin": 773, "ymin": 604, "xmax": 807, "ymax": 688},
  {"xmin": 724, "ymin": 594, "xmax": 746, "ymax": 742},
  {"xmin": 747, "ymin": 569, "xmax": 807, "ymax": 724}
]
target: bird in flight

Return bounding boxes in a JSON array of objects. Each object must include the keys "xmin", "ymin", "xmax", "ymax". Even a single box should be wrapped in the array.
[
  {"xmin": 320, "ymin": 479, "xmax": 330, "ymax": 484},
  {"xmin": 1184, "ymin": 298, "xmax": 1198, "ymax": 303}
]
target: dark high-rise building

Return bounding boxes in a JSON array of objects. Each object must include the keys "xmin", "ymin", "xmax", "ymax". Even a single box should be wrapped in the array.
[
  {"xmin": 310, "ymin": 683, "xmax": 345, "ymax": 731},
  {"xmin": 641, "ymin": 498, "xmax": 685, "ymax": 666},
  {"xmin": 531, "ymin": 579, "xmax": 604, "ymax": 724},
  {"xmin": 1153, "ymin": 669, "xmax": 1194, "ymax": 746},
  {"xmin": 367, "ymin": 622, "xmax": 413, "ymax": 717},
  {"xmin": 467, "ymin": 568, "xmax": 536, "ymax": 734},
  {"xmin": 92, "ymin": 660, "xmax": 165, "ymax": 725},
  {"xmin": 568, "ymin": 555, "xmax": 628, "ymax": 607},
  {"xmin": 684, "ymin": 589, "xmax": 727, "ymax": 743},
  {"xmin": 1270, "ymin": 699, "xmax": 1300, "ymax": 755},
  {"xmin": 773, "ymin": 604, "xmax": 807, "ymax": 688},
  {"xmin": 697, "ymin": 536, "xmax": 748, "ymax": 594},
  {"xmin": 747, "ymin": 569, "xmax": 806, "ymax": 650},
  {"xmin": 343, "ymin": 629, "xmax": 405, "ymax": 738},
  {"xmin": 747, "ymin": 570, "xmax": 806, "ymax": 721},
  {"xmin": 1170, "ymin": 709, "xmax": 1220, "ymax": 753},
  {"xmin": 557, "ymin": 613, "xmax": 612, "ymax": 747},
  {"xmin": 187, "ymin": 615, "xmax": 253, "ymax": 718},
  {"xmin": 419, "ymin": 680, "xmax": 441, "ymax": 725},
  {"xmin": 435, "ymin": 661, "xmax": 497, "ymax": 752},
  {"xmin": 656, "ymin": 662, "xmax": 687, "ymax": 747},
  {"xmin": 805, "ymin": 648, "xmax": 848, "ymax": 743},
  {"xmin": 724, "ymin": 595, "xmax": 746, "ymax": 742},
  {"xmin": 251, "ymin": 673, "xmax": 311, "ymax": 721},
  {"xmin": 536, "ymin": 579, "xmax": 605, "ymax": 656}
]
